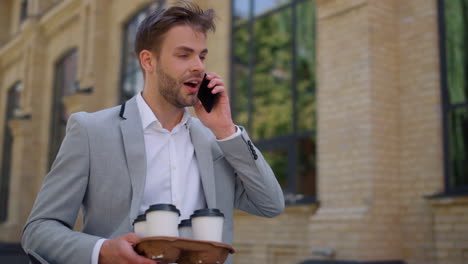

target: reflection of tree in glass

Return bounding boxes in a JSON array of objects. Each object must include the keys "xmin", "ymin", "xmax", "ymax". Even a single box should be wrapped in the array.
[
  {"xmin": 252, "ymin": 9, "xmax": 292, "ymax": 140},
  {"xmin": 233, "ymin": 25, "xmax": 250, "ymax": 129},
  {"xmin": 444, "ymin": 0, "xmax": 468, "ymax": 188},
  {"xmin": 297, "ymin": 1, "xmax": 316, "ymax": 133},
  {"xmin": 263, "ymin": 149, "xmax": 288, "ymax": 189},
  {"xmin": 296, "ymin": 1, "xmax": 317, "ymax": 196},
  {"xmin": 232, "ymin": 0, "xmax": 317, "ymax": 197},
  {"xmin": 445, "ymin": 0, "xmax": 468, "ymax": 104},
  {"xmin": 449, "ymin": 110, "xmax": 468, "ymax": 187}
]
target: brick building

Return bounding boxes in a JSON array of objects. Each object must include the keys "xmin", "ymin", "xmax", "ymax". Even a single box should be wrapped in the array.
[{"xmin": 0, "ymin": 0, "xmax": 467, "ymax": 263}]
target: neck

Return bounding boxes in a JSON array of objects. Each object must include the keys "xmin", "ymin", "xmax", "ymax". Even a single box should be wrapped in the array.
[{"xmin": 141, "ymin": 87, "xmax": 185, "ymax": 131}]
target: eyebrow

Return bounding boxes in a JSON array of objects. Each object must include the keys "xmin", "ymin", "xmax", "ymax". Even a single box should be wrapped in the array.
[{"xmin": 175, "ymin": 46, "xmax": 208, "ymax": 54}]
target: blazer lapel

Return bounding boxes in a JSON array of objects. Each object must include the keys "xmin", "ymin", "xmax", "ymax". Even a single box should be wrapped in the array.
[
  {"xmin": 189, "ymin": 120, "xmax": 216, "ymax": 208},
  {"xmin": 119, "ymin": 97, "xmax": 147, "ymax": 221}
]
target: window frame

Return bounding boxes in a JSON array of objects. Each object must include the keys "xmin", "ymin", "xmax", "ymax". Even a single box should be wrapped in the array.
[
  {"xmin": 119, "ymin": 1, "xmax": 165, "ymax": 104},
  {"xmin": 437, "ymin": 0, "xmax": 468, "ymax": 194},
  {"xmin": 230, "ymin": 0, "xmax": 317, "ymax": 204},
  {"xmin": 19, "ymin": 0, "xmax": 29, "ymax": 23},
  {"xmin": 1, "ymin": 81, "xmax": 22, "ymax": 222},
  {"xmin": 48, "ymin": 48, "xmax": 78, "ymax": 169}
]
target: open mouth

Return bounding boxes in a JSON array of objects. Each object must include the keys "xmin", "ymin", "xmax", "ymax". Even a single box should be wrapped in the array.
[{"xmin": 184, "ymin": 81, "xmax": 199, "ymax": 88}]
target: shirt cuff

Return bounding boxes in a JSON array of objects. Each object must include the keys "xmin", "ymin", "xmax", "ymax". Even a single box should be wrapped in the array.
[
  {"xmin": 91, "ymin": 238, "xmax": 107, "ymax": 264},
  {"xmin": 216, "ymin": 125, "xmax": 241, "ymax": 142}
]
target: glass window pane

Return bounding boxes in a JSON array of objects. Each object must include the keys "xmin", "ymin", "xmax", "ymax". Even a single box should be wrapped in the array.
[
  {"xmin": 20, "ymin": 0, "xmax": 29, "ymax": 22},
  {"xmin": 296, "ymin": 1, "xmax": 316, "ymax": 132},
  {"xmin": 231, "ymin": 1, "xmax": 317, "ymax": 198},
  {"xmin": 0, "ymin": 83, "xmax": 20, "ymax": 222},
  {"xmin": 233, "ymin": 63, "xmax": 250, "ymax": 129},
  {"xmin": 134, "ymin": 71, "xmax": 144, "ymax": 95},
  {"xmin": 123, "ymin": 74, "xmax": 132, "ymax": 94},
  {"xmin": 254, "ymin": 0, "xmax": 290, "ymax": 16},
  {"xmin": 12, "ymin": 83, "xmax": 22, "ymax": 114},
  {"xmin": 121, "ymin": 2, "xmax": 164, "ymax": 102},
  {"xmin": 444, "ymin": 0, "xmax": 468, "ymax": 104},
  {"xmin": 50, "ymin": 50, "xmax": 77, "ymax": 168},
  {"xmin": 233, "ymin": 25, "xmax": 250, "ymax": 130},
  {"xmin": 448, "ymin": 108, "xmax": 468, "ymax": 189},
  {"xmin": 125, "ymin": 73, "xmax": 136, "ymax": 97},
  {"xmin": 233, "ymin": 25, "xmax": 250, "ymax": 66},
  {"xmin": 297, "ymin": 135, "xmax": 316, "ymax": 196},
  {"xmin": 252, "ymin": 9, "xmax": 292, "ymax": 140},
  {"xmin": 234, "ymin": 0, "xmax": 250, "ymax": 25},
  {"xmin": 262, "ymin": 148, "xmax": 288, "ymax": 189},
  {"xmin": 63, "ymin": 50, "xmax": 78, "ymax": 96}
]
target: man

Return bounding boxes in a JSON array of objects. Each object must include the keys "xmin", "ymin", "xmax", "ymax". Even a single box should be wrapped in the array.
[{"xmin": 22, "ymin": 1, "xmax": 284, "ymax": 264}]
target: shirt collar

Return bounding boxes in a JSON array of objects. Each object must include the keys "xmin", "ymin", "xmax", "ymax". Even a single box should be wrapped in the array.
[{"xmin": 136, "ymin": 93, "xmax": 191, "ymax": 131}]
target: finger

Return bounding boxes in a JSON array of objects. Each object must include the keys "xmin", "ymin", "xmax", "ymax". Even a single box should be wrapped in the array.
[
  {"xmin": 123, "ymin": 243, "xmax": 155, "ymax": 264},
  {"xmin": 206, "ymin": 72, "xmax": 220, "ymax": 80},
  {"xmin": 212, "ymin": 85, "xmax": 225, "ymax": 94},
  {"xmin": 123, "ymin": 233, "xmax": 141, "ymax": 245},
  {"xmin": 208, "ymin": 78, "xmax": 224, "ymax": 88}
]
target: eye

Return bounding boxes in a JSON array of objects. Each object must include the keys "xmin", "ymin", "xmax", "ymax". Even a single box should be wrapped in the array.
[
  {"xmin": 199, "ymin": 56, "xmax": 206, "ymax": 61},
  {"xmin": 178, "ymin": 54, "xmax": 188, "ymax": 58}
]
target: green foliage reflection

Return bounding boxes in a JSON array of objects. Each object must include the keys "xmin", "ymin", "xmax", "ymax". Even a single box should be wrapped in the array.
[
  {"xmin": 444, "ymin": 0, "xmax": 468, "ymax": 189},
  {"xmin": 252, "ymin": 9, "xmax": 292, "ymax": 140},
  {"xmin": 232, "ymin": 0, "xmax": 316, "ymax": 197}
]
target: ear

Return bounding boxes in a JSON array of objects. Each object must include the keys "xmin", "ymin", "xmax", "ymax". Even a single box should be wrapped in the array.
[{"xmin": 139, "ymin": 50, "xmax": 157, "ymax": 74}]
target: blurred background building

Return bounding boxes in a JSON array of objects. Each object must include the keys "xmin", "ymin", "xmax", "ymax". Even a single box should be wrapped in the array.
[{"xmin": 0, "ymin": 0, "xmax": 467, "ymax": 263}]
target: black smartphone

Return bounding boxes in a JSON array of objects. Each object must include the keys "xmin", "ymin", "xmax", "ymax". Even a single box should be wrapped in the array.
[{"xmin": 197, "ymin": 73, "xmax": 219, "ymax": 113}]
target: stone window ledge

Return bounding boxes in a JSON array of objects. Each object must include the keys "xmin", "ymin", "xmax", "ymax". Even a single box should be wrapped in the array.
[
  {"xmin": 426, "ymin": 192, "xmax": 468, "ymax": 206},
  {"xmin": 234, "ymin": 203, "xmax": 318, "ymax": 217}
]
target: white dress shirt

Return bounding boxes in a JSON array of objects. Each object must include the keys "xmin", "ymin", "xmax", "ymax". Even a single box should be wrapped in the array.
[
  {"xmin": 91, "ymin": 93, "xmax": 240, "ymax": 263},
  {"xmin": 135, "ymin": 93, "xmax": 206, "ymax": 219}
]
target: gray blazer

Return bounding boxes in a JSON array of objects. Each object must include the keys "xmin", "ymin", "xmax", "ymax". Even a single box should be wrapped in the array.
[{"xmin": 22, "ymin": 96, "xmax": 284, "ymax": 264}]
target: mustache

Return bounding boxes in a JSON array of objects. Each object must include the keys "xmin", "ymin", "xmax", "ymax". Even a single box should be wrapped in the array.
[{"xmin": 181, "ymin": 73, "xmax": 204, "ymax": 82}]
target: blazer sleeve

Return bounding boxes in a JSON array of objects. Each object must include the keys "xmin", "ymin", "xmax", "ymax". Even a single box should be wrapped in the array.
[
  {"xmin": 22, "ymin": 112, "xmax": 101, "ymax": 264},
  {"xmin": 217, "ymin": 127, "xmax": 285, "ymax": 217}
]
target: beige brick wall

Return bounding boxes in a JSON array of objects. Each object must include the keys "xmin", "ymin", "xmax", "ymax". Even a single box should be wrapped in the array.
[
  {"xmin": 233, "ymin": 205, "xmax": 317, "ymax": 264},
  {"xmin": 430, "ymin": 197, "xmax": 468, "ymax": 264},
  {"xmin": 0, "ymin": 1, "xmax": 14, "ymax": 45},
  {"xmin": 398, "ymin": 0, "xmax": 443, "ymax": 263},
  {"xmin": 310, "ymin": 0, "xmax": 403, "ymax": 260}
]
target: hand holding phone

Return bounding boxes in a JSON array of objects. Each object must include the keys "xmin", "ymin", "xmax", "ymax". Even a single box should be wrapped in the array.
[{"xmin": 197, "ymin": 73, "xmax": 219, "ymax": 113}]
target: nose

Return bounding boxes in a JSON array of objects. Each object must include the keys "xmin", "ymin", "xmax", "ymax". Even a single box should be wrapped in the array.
[{"xmin": 190, "ymin": 56, "xmax": 205, "ymax": 74}]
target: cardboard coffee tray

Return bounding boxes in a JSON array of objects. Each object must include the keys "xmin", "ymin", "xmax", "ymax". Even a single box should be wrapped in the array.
[{"xmin": 135, "ymin": 236, "xmax": 235, "ymax": 264}]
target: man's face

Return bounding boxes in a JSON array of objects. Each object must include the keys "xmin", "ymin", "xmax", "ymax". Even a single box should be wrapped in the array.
[{"xmin": 153, "ymin": 25, "xmax": 207, "ymax": 108}]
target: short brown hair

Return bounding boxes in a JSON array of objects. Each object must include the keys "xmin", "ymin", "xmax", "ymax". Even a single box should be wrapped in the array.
[{"xmin": 134, "ymin": 0, "xmax": 216, "ymax": 58}]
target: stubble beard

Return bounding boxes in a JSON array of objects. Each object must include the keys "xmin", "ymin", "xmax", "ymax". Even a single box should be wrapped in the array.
[{"xmin": 155, "ymin": 65, "xmax": 198, "ymax": 108}]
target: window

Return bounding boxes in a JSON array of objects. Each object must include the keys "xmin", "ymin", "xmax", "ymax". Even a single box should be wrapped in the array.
[
  {"xmin": 1, "ymin": 82, "xmax": 22, "ymax": 222},
  {"xmin": 440, "ymin": 0, "xmax": 468, "ymax": 193},
  {"xmin": 49, "ymin": 49, "xmax": 78, "ymax": 168},
  {"xmin": 20, "ymin": 0, "xmax": 29, "ymax": 23},
  {"xmin": 120, "ymin": 1, "xmax": 164, "ymax": 103},
  {"xmin": 231, "ymin": 0, "xmax": 316, "ymax": 203}
]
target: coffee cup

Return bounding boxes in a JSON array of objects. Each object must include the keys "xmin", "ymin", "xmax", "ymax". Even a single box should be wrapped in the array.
[
  {"xmin": 145, "ymin": 204, "xmax": 180, "ymax": 237},
  {"xmin": 133, "ymin": 214, "xmax": 147, "ymax": 237},
  {"xmin": 190, "ymin": 208, "xmax": 224, "ymax": 242},
  {"xmin": 178, "ymin": 219, "xmax": 193, "ymax": 239}
]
